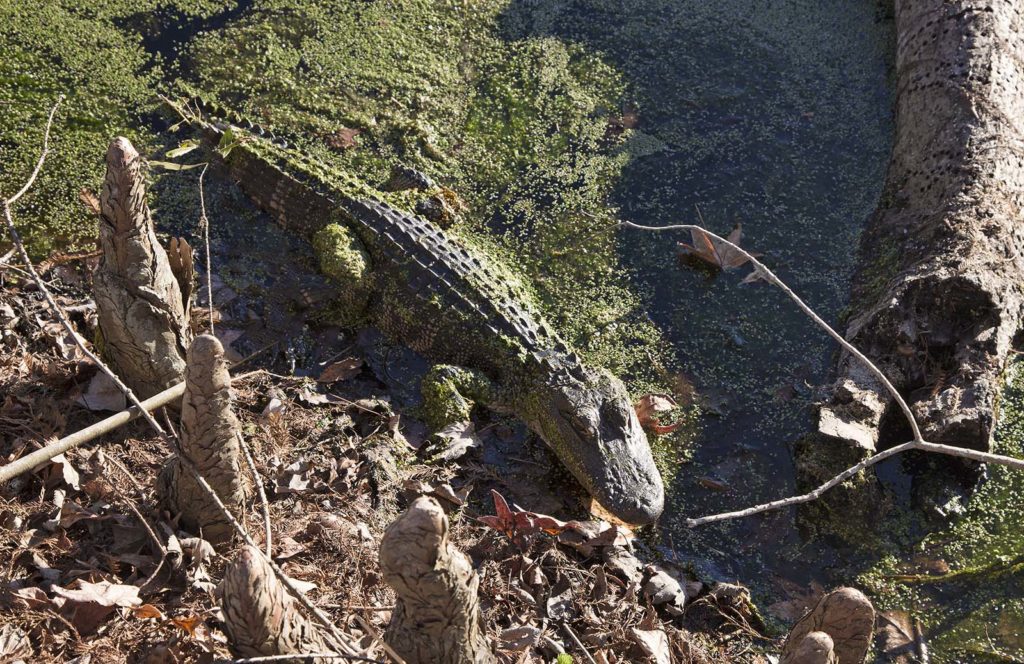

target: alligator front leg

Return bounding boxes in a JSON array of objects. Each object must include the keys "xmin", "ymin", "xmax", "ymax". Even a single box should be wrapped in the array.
[
  {"xmin": 420, "ymin": 365, "xmax": 510, "ymax": 429},
  {"xmin": 311, "ymin": 221, "xmax": 373, "ymax": 326}
]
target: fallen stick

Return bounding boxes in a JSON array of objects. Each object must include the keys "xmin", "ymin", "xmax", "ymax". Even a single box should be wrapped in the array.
[
  {"xmin": 0, "ymin": 368, "xmax": 260, "ymax": 486},
  {"xmin": 0, "ymin": 381, "xmax": 185, "ymax": 485}
]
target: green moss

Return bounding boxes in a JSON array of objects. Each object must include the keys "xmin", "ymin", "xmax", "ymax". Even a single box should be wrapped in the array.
[
  {"xmin": 311, "ymin": 222, "xmax": 369, "ymax": 285},
  {"xmin": 420, "ymin": 365, "xmax": 498, "ymax": 430}
]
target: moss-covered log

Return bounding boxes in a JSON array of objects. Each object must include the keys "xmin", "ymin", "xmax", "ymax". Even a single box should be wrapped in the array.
[{"xmin": 818, "ymin": 1, "xmax": 1024, "ymax": 456}]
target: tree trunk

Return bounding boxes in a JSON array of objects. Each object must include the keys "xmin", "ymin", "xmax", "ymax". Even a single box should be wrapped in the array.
[
  {"xmin": 380, "ymin": 496, "xmax": 494, "ymax": 664},
  {"xmin": 817, "ymin": 1, "xmax": 1024, "ymax": 455},
  {"xmin": 93, "ymin": 137, "xmax": 191, "ymax": 400}
]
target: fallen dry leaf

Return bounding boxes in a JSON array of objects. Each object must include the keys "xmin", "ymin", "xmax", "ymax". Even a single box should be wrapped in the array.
[
  {"xmin": 51, "ymin": 579, "xmax": 142, "ymax": 634},
  {"xmin": 499, "ymin": 625, "xmax": 541, "ymax": 652},
  {"xmin": 421, "ymin": 421, "xmax": 481, "ymax": 462},
  {"xmin": 132, "ymin": 604, "xmax": 164, "ymax": 620},
  {"xmin": 317, "ymin": 357, "xmax": 364, "ymax": 383},
  {"xmin": 76, "ymin": 372, "xmax": 127, "ymax": 412},
  {"xmin": 171, "ymin": 615, "xmax": 202, "ymax": 637},
  {"xmin": 0, "ymin": 623, "xmax": 31, "ymax": 659},
  {"xmin": 629, "ymin": 627, "xmax": 670, "ymax": 664},
  {"xmin": 633, "ymin": 393, "xmax": 684, "ymax": 435}
]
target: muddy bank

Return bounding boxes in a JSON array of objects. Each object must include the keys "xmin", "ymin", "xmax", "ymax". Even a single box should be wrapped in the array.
[{"xmin": 817, "ymin": 1, "xmax": 1024, "ymax": 461}]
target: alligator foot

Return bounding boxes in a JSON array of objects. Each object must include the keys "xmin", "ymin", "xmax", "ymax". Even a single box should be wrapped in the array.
[{"xmin": 311, "ymin": 221, "xmax": 372, "ymax": 326}]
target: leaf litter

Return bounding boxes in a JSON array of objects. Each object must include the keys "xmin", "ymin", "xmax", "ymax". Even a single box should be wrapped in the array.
[{"xmin": 0, "ymin": 253, "xmax": 763, "ymax": 663}]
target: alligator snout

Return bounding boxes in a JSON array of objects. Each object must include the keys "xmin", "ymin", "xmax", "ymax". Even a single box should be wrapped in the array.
[{"xmin": 532, "ymin": 364, "xmax": 665, "ymax": 525}]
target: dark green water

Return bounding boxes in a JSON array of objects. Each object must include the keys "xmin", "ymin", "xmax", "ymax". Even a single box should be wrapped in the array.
[{"xmin": 503, "ymin": 0, "xmax": 896, "ymax": 595}]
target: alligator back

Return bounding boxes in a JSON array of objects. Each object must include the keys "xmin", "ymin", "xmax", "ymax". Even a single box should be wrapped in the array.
[{"xmin": 210, "ymin": 122, "xmax": 568, "ymax": 376}]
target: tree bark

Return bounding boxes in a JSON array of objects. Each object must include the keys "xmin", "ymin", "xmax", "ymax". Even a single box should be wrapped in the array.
[
  {"xmin": 93, "ymin": 137, "xmax": 191, "ymax": 400},
  {"xmin": 818, "ymin": 1, "xmax": 1024, "ymax": 455},
  {"xmin": 158, "ymin": 334, "xmax": 247, "ymax": 545},
  {"xmin": 380, "ymin": 496, "xmax": 494, "ymax": 664}
]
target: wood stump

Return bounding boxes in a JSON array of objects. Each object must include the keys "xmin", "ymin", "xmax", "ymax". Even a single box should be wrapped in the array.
[
  {"xmin": 158, "ymin": 334, "xmax": 247, "ymax": 544},
  {"xmin": 818, "ymin": 1, "xmax": 1024, "ymax": 454},
  {"xmin": 380, "ymin": 496, "xmax": 494, "ymax": 664},
  {"xmin": 93, "ymin": 137, "xmax": 191, "ymax": 399}
]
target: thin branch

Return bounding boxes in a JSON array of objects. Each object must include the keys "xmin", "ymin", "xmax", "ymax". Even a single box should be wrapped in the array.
[
  {"xmin": 5, "ymin": 95, "xmax": 63, "ymax": 206},
  {"xmin": 620, "ymin": 220, "xmax": 1024, "ymax": 527},
  {"xmin": 560, "ymin": 621, "xmax": 598, "ymax": 664},
  {"xmin": 216, "ymin": 654, "xmax": 386, "ymax": 663},
  {"xmin": 237, "ymin": 431, "xmax": 273, "ymax": 557},
  {"xmin": 351, "ymin": 612, "xmax": 408, "ymax": 664},
  {"xmin": 198, "ymin": 163, "xmax": 215, "ymax": 335},
  {"xmin": 685, "ymin": 442, "xmax": 914, "ymax": 527},
  {"xmin": 620, "ymin": 220, "xmax": 922, "ymax": 443}
]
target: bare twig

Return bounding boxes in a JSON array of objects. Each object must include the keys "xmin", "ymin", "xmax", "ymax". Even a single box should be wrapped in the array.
[
  {"xmin": 198, "ymin": 163, "xmax": 215, "ymax": 335},
  {"xmin": 237, "ymin": 431, "xmax": 273, "ymax": 557},
  {"xmin": 6, "ymin": 95, "xmax": 63, "ymax": 206},
  {"xmin": 619, "ymin": 220, "xmax": 1024, "ymax": 527},
  {"xmin": 216, "ymin": 654, "xmax": 385, "ymax": 663},
  {"xmin": 620, "ymin": 220, "xmax": 922, "ymax": 443},
  {"xmin": 560, "ymin": 621, "xmax": 598, "ymax": 664},
  {"xmin": 351, "ymin": 612, "xmax": 408, "ymax": 664},
  {"xmin": 105, "ymin": 455, "xmax": 167, "ymax": 557}
]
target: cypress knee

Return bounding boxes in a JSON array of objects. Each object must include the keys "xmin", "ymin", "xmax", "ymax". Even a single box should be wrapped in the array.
[
  {"xmin": 158, "ymin": 334, "xmax": 247, "ymax": 544},
  {"xmin": 93, "ymin": 137, "xmax": 191, "ymax": 399},
  {"xmin": 220, "ymin": 546, "xmax": 350, "ymax": 661},
  {"xmin": 380, "ymin": 496, "xmax": 494, "ymax": 664}
]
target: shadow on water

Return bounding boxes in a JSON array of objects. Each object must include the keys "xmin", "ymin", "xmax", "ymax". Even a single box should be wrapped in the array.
[{"xmin": 500, "ymin": 0, "xmax": 897, "ymax": 607}]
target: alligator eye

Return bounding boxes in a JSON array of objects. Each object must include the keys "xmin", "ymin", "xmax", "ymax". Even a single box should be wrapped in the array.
[
  {"xmin": 600, "ymin": 401, "xmax": 628, "ymax": 427},
  {"xmin": 569, "ymin": 413, "xmax": 598, "ymax": 440}
]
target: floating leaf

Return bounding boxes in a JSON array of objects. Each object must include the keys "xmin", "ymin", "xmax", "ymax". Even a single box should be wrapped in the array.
[
  {"xmin": 634, "ymin": 393, "xmax": 684, "ymax": 435},
  {"xmin": 148, "ymin": 160, "xmax": 206, "ymax": 171},
  {"xmin": 165, "ymin": 139, "xmax": 200, "ymax": 158},
  {"xmin": 326, "ymin": 126, "xmax": 361, "ymax": 151},
  {"xmin": 678, "ymin": 223, "xmax": 760, "ymax": 272}
]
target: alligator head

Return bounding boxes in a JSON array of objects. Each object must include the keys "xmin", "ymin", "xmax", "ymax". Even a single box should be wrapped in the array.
[{"xmin": 524, "ymin": 356, "xmax": 665, "ymax": 525}]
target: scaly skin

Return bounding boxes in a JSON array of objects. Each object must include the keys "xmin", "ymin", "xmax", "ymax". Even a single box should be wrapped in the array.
[{"xmin": 167, "ymin": 98, "xmax": 664, "ymax": 524}]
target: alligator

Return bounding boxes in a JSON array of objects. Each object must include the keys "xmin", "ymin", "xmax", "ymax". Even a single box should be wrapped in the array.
[{"xmin": 165, "ymin": 98, "xmax": 665, "ymax": 525}]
